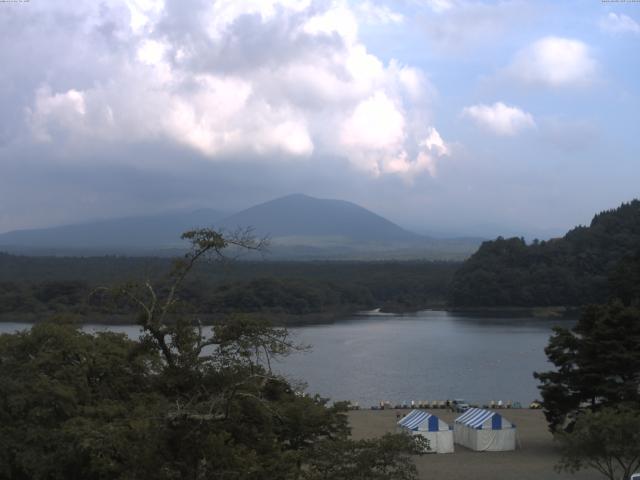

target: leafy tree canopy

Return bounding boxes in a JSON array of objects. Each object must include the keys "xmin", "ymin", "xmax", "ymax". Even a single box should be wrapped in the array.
[
  {"xmin": 0, "ymin": 229, "xmax": 421, "ymax": 480},
  {"xmin": 556, "ymin": 406, "xmax": 640, "ymax": 480}
]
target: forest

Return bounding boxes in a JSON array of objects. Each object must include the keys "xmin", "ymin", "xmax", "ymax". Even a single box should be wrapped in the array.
[
  {"xmin": 0, "ymin": 254, "xmax": 457, "ymax": 324},
  {"xmin": 1, "ymin": 199, "xmax": 639, "ymax": 323},
  {"xmin": 449, "ymin": 200, "xmax": 640, "ymax": 307}
]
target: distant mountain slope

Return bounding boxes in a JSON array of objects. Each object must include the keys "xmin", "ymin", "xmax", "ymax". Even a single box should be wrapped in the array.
[
  {"xmin": 0, "ymin": 195, "xmax": 481, "ymax": 260},
  {"xmin": 0, "ymin": 209, "xmax": 226, "ymax": 249},
  {"xmin": 218, "ymin": 194, "xmax": 420, "ymax": 242},
  {"xmin": 449, "ymin": 199, "xmax": 640, "ymax": 307}
]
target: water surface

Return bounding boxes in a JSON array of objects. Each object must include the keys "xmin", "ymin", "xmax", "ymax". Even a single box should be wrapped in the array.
[
  {"xmin": 1, "ymin": 310, "xmax": 569, "ymax": 406},
  {"xmin": 273, "ymin": 311, "xmax": 567, "ymax": 406}
]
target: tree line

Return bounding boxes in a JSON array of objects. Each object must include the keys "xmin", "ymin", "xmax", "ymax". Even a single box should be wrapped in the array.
[
  {"xmin": 449, "ymin": 200, "xmax": 640, "ymax": 307},
  {"xmin": 0, "ymin": 255, "xmax": 457, "ymax": 323}
]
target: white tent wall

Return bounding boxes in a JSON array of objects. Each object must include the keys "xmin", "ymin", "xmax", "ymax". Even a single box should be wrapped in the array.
[
  {"xmin": 453, "ymin": 424, "xmax": 516, "ymax": 451},
  {"xmin": 397, "ymin": 410, "xmax": 454, "ymax": 454},
  {"xmin": 453, "ymin": 408, "xmax": 517, "ymax": 452},
  {"xmin": 412, "ymin": 430, "xmax": 454, "ymax": 454}
]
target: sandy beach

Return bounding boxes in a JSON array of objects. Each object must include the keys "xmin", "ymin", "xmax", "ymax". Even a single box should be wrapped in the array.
[{"xmin": 348, "ymin": 409, "xmax": 602, "ymax": 480}]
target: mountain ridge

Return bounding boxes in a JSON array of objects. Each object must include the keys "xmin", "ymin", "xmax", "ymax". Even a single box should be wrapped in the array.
[
  {"xmin": 0, "ymin": 194, "xmax": 481, "ymax": 259},
  {"xmin": 217, "ymin": 193, "xmax": 420, "ymax": 242},
  {"xmin": 0, "ymin": 209, "xmax": 227, "ymax": 249}
]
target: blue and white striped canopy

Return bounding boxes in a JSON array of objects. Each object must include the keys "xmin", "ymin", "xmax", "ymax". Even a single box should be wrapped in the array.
[
  {"xmin": 455, "ymin": 408, "xmax": 511, "ymax": 430},
  {"xmin": 397, "ymin": 410, "xmax": 442, "ymax": 432}
]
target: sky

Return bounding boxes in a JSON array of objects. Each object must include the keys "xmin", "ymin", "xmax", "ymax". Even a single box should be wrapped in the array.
[{"xmin": 0, "ymin": 0, "xmax": 639, "ymax": 238}]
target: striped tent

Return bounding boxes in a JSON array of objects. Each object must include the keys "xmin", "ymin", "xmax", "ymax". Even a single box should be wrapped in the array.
[
  {"xmin": 397, "ymin": 410, "xmax": 454, "ymax": 453},
  {"xmin": 454, "ymin": 408, "xmax": 517, "ymax": 451}
]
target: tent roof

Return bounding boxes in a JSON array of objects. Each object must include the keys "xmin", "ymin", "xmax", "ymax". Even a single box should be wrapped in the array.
[
  {"xmin": 398, "ymin": 410, "xmax": 447, "ymax": 431},
  {"xmin": 455, "ymin": 408, "xmax": 512, "ymax": 429}
]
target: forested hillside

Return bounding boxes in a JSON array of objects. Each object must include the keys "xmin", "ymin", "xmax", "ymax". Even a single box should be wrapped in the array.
[
  {"xmin": 449, "ymin": 200, "xmax": 640, "ymax": 307},
  {"xmin": 4, "ymin": 199, "xmax": 638, "ymax": 316},
  {"xmin": 0, "ymin": 254, "xmax": 457, "ymax": 323}
]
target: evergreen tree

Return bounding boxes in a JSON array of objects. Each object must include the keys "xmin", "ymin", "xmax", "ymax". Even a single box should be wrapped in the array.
[{"xmin": 534, "ymin": 302, "xmax": 640, "ymax": 432}]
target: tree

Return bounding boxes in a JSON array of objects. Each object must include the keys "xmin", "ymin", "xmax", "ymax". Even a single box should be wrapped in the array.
[
  {"xmin": 556, "ymin": 407, "xmax": 640, "ymax": 480},
  {"xmin": 609, "ymin": 250, "xmax": 640, "ymax": 307},
  {"xmin": 0, "ymin": 321, "xmax": 162, "ymax": 480},
  {"xmin": 0, "ymin": 228, "xmax": 421, "ymax": 480},
  {"xmin": 303, "ymin": 434, "xmax": 426, "ymax": 480},
  {"xmin": 534, "ymin": 301, "xmax": 640, "ymax": 432}
]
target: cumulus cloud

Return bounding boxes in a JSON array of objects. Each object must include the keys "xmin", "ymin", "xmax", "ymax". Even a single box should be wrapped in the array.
[
  {"xmin": 28, "ymin": 88, "xmax": 88, "ymax": 143},
  {"xmin": 19, "ymin": 0, "xmax": 445, "ymax": 179},
  {"xmin": 599, "ymin": 12, "xmax": 640, "ymax": 35},
  {"xmin": 461, "ymin": 102, "xmax": 535, "ymax": 136},
  {"xmin": 339, "ymin": 91, "xmax": 449, "ymax": 176},
  {"xmin": 505, "ymin": 36, "xmax": 597, "ymax": 88}
]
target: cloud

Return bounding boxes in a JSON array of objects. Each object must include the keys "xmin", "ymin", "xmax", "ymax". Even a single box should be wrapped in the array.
[
  {"xmin": 341, "ymin": 92, "xmax": 406, "ymax": 153},
  {"xmin": 461, "ymin": 102, "xmax": 535, "ymax": 136},
  {"xmin": 356, "ymin": 1, "xmax": 404, "ymax": 24},
  {"xmin": 19, "ymin": 0, "xmax": 444, "ymax": 179},
  {"xmin": 505, "ymin": 36, "xmax": 597, "ymax": 88},
  {"xmin": 28, "ymin": 87, "xmax": 88, "ymax": 143},
  {"xmin": 339, "ymin": 91, "xmax": 449, "ymax": 177},
  {"xmin": 125, "ymin": 0, "xmax": 165, "ymax": 33},
  {"xmin": 599, "ymin": 12, "xmax": 640, "ymax": 35},
  {"xmin": 416, "ymin": 127, "xmax": 450, "ymax": 176}
]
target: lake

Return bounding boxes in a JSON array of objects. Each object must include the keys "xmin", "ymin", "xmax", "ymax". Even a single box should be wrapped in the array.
[{"xmin": 0, "ymin": 310, "xmax": 569, "ymax": 407}]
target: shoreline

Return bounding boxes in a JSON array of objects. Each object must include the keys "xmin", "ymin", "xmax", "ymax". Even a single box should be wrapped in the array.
[
  {"xmin": 367, "ymin": 304, "xmax": 581, "ymax": 319},
  {"xmin": 441, "ymin": 305, "xmax": 581, "ymax": 319},
  {"xmin": 0, "ymin": 304, "xmax": 581, "ymax": 326}
]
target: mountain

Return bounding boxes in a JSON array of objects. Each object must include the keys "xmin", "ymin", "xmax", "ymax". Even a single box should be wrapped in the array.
[
  {"xmin": 449, "ymin": 199, "xmax": 640, "ymax": 307},
  {"xmin": 214, "ymin": 194, "xmax": 480, "ymax": 260},
  {"xmin": 0, "ymin": 209, "xmax": 227, "ymax": 252},
  {"xmin": 218, "ymin": 193, "xmax": 419, "ymax": 242},
  {"xmin": 0, "ymin": 195, "xmax": 481, "ymax": 259}
]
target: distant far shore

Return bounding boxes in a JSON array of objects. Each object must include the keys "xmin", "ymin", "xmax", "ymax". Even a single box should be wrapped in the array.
[
  {"xmin": 0, "ymin": 309, "xmax": 363, "ymax": 327},
  {"xmin": 360, "ymin": 304, "xmax": 582, "ymax": 319},
  {"xmin": 441, "ymin": 305, "xmax": 582, "ymax": 319},
  {"xmin": 374, "ymin": 304, "xmax": 581, "ymax": 319},
  {"xmin": 0, "ymin": 305, "xmax": 582, "ymax": 328}
]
